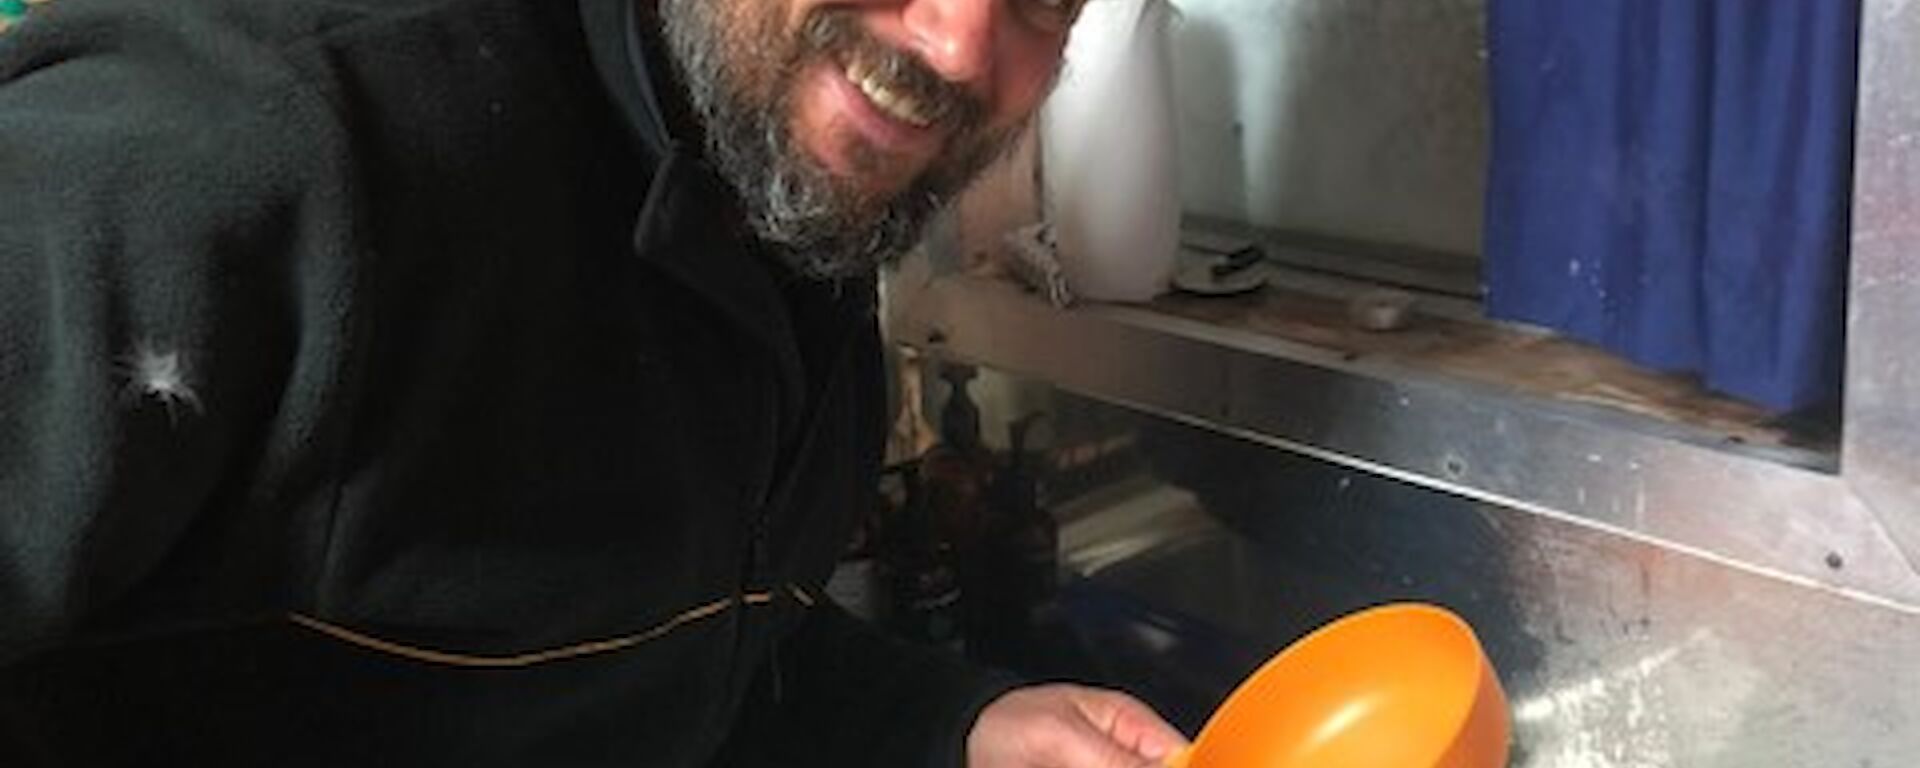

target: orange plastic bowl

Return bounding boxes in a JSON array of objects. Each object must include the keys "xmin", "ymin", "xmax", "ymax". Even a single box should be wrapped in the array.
[{"xmin": 1168, "ymin": 603, "xmax": 1509, "ymax": 768}]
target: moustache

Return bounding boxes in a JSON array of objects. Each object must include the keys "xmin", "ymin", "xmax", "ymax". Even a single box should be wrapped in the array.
[{"xmin": 795, "ymin": 10, "xmax": 989, "ymax": 135}]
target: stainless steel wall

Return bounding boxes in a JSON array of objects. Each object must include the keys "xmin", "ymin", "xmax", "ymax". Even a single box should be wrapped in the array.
[
  {"xmin": 1848, "ymin": 0, "xmax": 1920, "ymax": 557},
  {"xmin": 1017, "ymin": 382, "xmax": 1920, "ymax": 767}
]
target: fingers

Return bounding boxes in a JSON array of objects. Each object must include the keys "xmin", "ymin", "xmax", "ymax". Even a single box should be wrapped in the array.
[
  {"xmin": 1066, "ymin": 687, "xmax": 1190, "ymax": 762},
  {"xmin": 1048, "ymin": 711, "xmax": 1172, "ymax": 768},
  {"xmin": 967, "ymin": 683, "xmax": 1191, "ymax": 768}
]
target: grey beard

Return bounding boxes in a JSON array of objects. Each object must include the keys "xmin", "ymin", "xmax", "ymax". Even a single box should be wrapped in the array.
[
  {"xmin": 656, "ymin": 0, "xmax": 1013, "ymax": 280},
  {"xmin": 752, "ymin": 133, "xmax": 945, "ymax": 280}
]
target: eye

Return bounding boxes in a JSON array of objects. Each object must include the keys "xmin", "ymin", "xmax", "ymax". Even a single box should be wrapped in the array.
[{"xmin": 1015, "ymin": 0, "xmax": 1084, "ymax": 34}]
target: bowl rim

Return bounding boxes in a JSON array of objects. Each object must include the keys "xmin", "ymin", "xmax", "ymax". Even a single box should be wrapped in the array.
[{"xmin": 1185, "ymin": 602, "xmax": 1492, "ymax": 766}]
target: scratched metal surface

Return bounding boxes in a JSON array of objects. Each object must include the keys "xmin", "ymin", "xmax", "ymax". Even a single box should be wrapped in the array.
[
  {"xmin": 1027, "ymin": 387, "xmax": 1920, "ymax": 767},
  {"xmin": 1847, "ymin": 0, "xmax": 1920, "ymax": 562}
]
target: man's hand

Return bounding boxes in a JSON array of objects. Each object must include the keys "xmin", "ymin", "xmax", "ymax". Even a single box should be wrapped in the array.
[{"xmin": 967, "ymin": 684, "xmax": 1190, "ymax": 768}]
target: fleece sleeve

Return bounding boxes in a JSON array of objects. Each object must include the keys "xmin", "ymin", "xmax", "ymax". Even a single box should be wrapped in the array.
[
  {"xmin": 0, "ymin": 16, "xmax": 358, "ymax": 666},
  {"xmin": 720, "ymin": 598, "xmax": 1024, "ymax": 768}
]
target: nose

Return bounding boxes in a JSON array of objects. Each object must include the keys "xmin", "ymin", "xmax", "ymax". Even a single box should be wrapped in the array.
[{"xmin": 900, "ymin": 0, "xmax": 997, "ymax": 85}]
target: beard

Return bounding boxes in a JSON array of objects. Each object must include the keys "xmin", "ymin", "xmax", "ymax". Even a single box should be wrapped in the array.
[{"xmin": 657, "ymin": 0, "xmax": 1027, "ymax": 279}]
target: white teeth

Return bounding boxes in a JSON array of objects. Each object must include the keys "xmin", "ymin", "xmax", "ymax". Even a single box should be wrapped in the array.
[{"xmin": 844, "ymin": 59, "xmax": 933, "ymax": 128}]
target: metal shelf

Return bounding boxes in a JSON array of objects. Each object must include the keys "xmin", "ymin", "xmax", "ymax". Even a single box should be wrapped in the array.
[{"xmin": 886, "ymin": 269, "xmax": 1920, "ymax": 610}]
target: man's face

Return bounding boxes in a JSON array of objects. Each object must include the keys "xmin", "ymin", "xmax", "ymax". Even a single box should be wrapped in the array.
[{"xmin": 659, "ymin": 0, "xmax": 1081, "ymax": 278}]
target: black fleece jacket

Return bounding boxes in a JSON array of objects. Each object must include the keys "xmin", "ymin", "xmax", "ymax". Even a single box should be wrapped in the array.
[{"xmin": 0, "ymin": 0, "xmax": 1014, "ymax": 764}]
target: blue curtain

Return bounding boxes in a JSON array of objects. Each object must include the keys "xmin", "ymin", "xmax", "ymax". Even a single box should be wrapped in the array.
[{"xmin": 1484, "ymin": 1, "xmax": 1860, "ymax": 413}]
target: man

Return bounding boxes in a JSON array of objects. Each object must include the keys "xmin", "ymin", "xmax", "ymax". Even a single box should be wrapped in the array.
[{"xmin": 0, "ymin": 0, "xmax": 1187, "ymax": 765}]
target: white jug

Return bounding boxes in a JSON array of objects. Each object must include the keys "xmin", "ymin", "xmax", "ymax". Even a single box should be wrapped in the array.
[{"xmin": 1042, "ymin": 0, "xmax": 1181, "ymax": 303}]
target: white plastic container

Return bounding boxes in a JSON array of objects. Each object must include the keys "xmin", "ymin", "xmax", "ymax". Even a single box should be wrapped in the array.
[{"xmin": 1041, "ymin": 0, "xmax": 1181, "ymax": 303}]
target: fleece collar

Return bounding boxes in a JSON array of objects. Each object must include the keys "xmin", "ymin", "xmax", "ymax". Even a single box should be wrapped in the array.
[{"xmin": 579, "ymin": 0, "xmax": 810, "ymax": 414}]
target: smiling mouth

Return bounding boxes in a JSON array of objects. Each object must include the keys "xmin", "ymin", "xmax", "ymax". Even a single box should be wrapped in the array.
[{"xmin": 840, "ymin": 54, "xmax": 940, "ymax": 129}]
